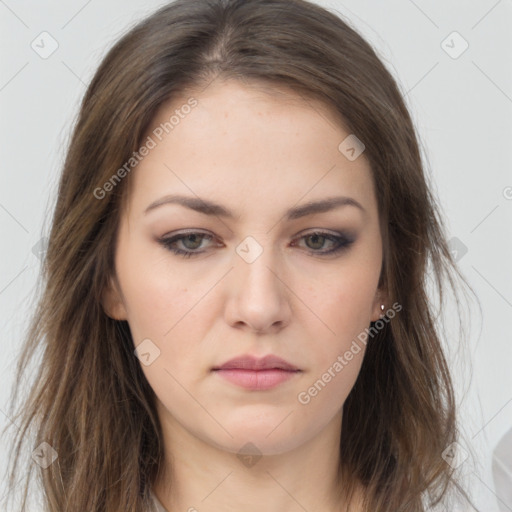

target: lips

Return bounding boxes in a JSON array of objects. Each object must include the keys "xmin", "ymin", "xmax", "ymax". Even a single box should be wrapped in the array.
[
  {"xmin": 212, "ymin": 354, "xmax": 300, "ymax": 372},
  {"xmin": 212, "ymin": 354, "xmax": 301, "ymax": 390}
]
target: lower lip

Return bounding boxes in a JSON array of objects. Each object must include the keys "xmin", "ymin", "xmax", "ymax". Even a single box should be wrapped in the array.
[{"xmin": 213, "ymin": 369, "xmax": 300, "ymax": 390}]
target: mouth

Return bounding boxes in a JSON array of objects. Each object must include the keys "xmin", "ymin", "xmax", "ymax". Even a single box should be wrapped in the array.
[
  {"xmin": 211, "ymin": 354, "xmax": 301, "ymax": 390},
  {"xmin": 212, "ymin": 354, "xmax": 300, "ymax": 372}
]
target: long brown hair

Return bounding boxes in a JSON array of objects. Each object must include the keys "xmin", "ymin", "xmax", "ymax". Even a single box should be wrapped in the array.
[{"xmin": 2, "ymin": 0, "xmax": 479, "ymax": 510}]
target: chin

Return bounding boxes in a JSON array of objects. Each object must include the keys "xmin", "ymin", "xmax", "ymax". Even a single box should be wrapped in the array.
[
  {"xmin": 215, "ymin": 435, "xmax": 304, "ymax": 458},
  {"xmin": 202, "ymin": 419, "xmax": 310, "ymax": 457}
]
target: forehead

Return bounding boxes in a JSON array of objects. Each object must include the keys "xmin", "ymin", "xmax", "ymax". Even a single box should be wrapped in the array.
[{"xmin": 122, "ymin": 79, "xmax": 376, "ymax": 221}]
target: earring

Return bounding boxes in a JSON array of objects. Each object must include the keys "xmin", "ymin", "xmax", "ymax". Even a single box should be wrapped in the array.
[{"xmin": 379, "ymin": 304, "xmax": 385, "ymax": 318}]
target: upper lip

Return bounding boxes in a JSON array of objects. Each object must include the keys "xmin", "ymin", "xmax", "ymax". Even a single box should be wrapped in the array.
[{"xmin": 213, "ymin": 354, "xmax": 300, "ymax": 371}]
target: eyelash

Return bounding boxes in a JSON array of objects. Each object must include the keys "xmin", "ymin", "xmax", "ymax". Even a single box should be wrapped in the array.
[{"xmin": 158, "ymin": 230, "xmax": 354, "ymax": 259}]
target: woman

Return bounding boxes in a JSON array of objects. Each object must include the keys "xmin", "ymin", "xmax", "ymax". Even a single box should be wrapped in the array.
[{"xmin": 3, "ymin": 0, "xmax": 478, "ymax": 510}]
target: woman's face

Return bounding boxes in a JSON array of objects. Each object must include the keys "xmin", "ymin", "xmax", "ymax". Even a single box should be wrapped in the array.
[{"xmin": 103, "ymin": 79, "xmax": 384, "ymax": 456}]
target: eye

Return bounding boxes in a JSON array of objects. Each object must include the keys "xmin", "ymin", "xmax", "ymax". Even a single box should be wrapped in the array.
[
  {"xmin": 158, "ymin": 231, "xmax": 216, "ymax": 258},
  {"xmin": 292, "ymin": 231, "xmax": 354, "ymax": 256},
  {"xmin": 158, "ymin": 230, "xmax": 354, "ymax": 259}
]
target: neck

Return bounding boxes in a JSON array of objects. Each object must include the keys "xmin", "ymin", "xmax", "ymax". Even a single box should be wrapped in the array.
[{"xmin": 152, "ymin": 405, "xmax": 355, "ymax": 512}]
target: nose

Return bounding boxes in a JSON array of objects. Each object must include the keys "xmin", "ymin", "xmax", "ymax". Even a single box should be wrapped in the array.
[{"xmin": 224, "ymin": 242, "xmax": 292, "ymax": 334}]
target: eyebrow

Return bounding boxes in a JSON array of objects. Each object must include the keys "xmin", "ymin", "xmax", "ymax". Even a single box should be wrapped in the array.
[{"xmin": 144, "ymin": 194, "xmax": 365, "ymax": 221}]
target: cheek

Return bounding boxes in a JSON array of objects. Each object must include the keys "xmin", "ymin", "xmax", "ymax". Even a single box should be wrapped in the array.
[
  {"xmin": 316, "ymin": 270, "xmax": 378, "ymax": 342},
  {"xmin": 301, "ymin": 260, "xmax": 378, "ymax": 390},
  {"xmin": 297, "ymin": 289, "xmax": 369, "ymax": 419},
  {"xmin": 116, "ymin": 241, "xmax": 193, "ymax": 339},
  {"xmin": 118, "ymin": 257, "xmax": 213, "ymax": 380}
]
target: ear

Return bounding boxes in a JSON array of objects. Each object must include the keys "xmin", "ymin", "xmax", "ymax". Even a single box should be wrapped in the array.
[
  {"xmin": 370, "ymin": 287, "xmax": 388, "ymax": 323},
  {"xmin": 101, "ymin": 275, "xmax": 128, "ymax": 321}
]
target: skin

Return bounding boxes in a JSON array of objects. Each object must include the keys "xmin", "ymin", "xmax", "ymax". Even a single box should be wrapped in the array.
[{"xmin": 102, "ymin": 78, "xmax": 385, "ymax": 512}]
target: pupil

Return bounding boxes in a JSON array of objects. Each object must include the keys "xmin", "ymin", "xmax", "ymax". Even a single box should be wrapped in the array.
[
  {"xmin": 184, "ymin": 234, "xmax": 201, "ymax": 249},
  {"xmin": 308, "ymin": 234, "xmax": 324, "ymax": 249}
]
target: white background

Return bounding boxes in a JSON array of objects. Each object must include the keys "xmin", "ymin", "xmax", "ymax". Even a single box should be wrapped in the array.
[{"xmin": 1, "ymin": 1, "xmax": 511, "ymax": 510}]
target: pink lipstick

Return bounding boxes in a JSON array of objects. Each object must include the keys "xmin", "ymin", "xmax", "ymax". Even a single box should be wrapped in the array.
[{"xmin": 212, "ymin": 354, "xmax": 301, "ymax": 390}]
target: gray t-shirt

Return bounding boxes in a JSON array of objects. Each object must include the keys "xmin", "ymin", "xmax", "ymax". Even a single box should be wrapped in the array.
[
  {"xmin": 493, "ymin": 426, "xmax": 512, "ymax": 512},
  {"xmin": 148, "ymin": 488, "xmax": 168, "ymax": 512}
]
